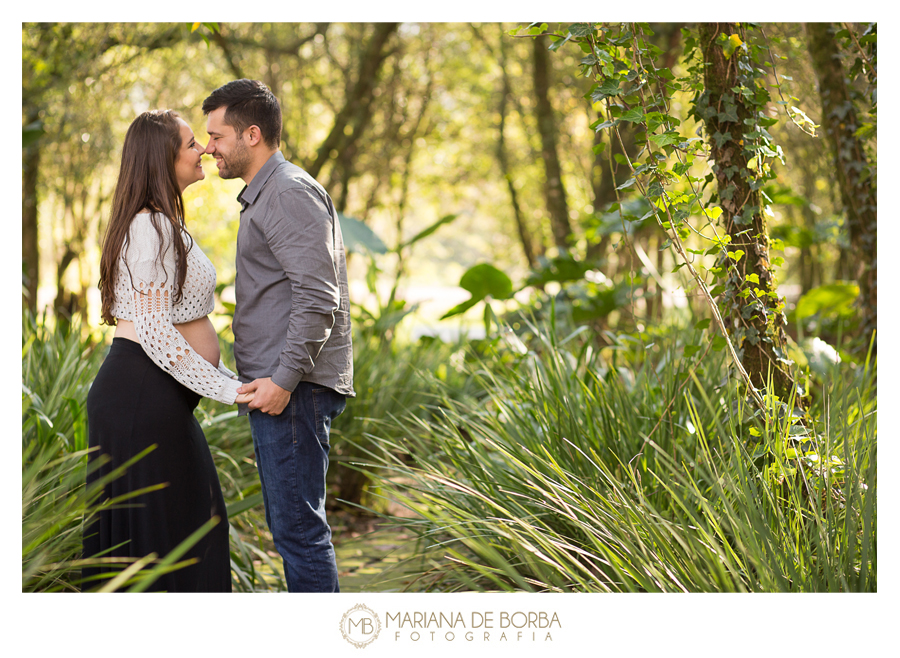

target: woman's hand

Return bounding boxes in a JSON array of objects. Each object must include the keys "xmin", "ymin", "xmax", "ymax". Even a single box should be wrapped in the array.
[{"xmin": 235, "ymin": 391, "xmax": 255, "ymax": 405}]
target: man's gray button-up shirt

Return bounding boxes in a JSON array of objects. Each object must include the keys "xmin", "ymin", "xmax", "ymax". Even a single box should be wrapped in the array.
[{"xmin": 233, "ymin": 151, "xmax": 354, "ymax": 401}]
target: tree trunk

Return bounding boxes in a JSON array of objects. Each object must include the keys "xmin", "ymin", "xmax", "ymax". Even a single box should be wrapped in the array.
[
  {"xmin": 697, "ymin": 23, "xmax": 795, "ymax": 399},
  {"xmin": 532, "ymin": 35, "xmax": 572, "ymax": 251},
  {"xmin": 805, "ymin": 22, "xmax": 877, "ymax": 353},
  {"xmin": 22, "ymin": 109, "xmax": 41, "ymax": 315},
  {"xmin": 306, "ymin": 23, "xmax": 399, "ymax": 181},
  {"xmin": 211, "ymin": 26, "xmax": 305, "ymax": 163},
  {"xmin": 498, "ymin": 33, "xmax": 537, "ymax": 269}
]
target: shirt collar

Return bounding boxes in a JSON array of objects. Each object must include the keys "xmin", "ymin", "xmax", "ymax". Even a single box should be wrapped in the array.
[{"xmin": 238, "ymin": 151, "xmax": 286, "ymax": 209}]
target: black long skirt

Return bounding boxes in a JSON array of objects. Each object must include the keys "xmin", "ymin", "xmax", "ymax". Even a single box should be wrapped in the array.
[{"xmin": 82, "ymin": 338, "xmax": 231, "ymax": 592}]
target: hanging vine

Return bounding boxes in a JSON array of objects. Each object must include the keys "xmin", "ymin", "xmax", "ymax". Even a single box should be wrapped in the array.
[{"xmin": 514, "ymin": 21, "xmax": 806, "ymax": 412}]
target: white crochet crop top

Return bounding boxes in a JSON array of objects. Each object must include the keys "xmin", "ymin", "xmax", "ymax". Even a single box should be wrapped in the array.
[{"xmin": 110, "ymin": 212, "xmax": 242, "ymax": 404}]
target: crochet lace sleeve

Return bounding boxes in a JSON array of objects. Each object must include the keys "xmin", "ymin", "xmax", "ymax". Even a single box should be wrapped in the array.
[
  {"xmin": 125, "ymin": 222, "xmax": 242, "ymax": 405},
  {"xmin": 217, "ymin": 359, "xmax": 238, "ymax": 380}
]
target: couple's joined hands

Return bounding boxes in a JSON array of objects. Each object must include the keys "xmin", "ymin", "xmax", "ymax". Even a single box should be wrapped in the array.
[{"xmin": 236, "ymin": 377, "xmax": 291, "ymax": 415}]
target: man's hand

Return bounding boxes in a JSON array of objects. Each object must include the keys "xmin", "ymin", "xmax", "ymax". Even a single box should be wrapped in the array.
[{"xmin": 238, "ymin": 378, "xmax": 291, "ymax": 415}]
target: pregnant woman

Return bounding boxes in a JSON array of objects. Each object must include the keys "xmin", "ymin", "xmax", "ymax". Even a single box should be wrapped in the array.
[{"xmin": 82, "ymin": 109, "xmax": 251, "ymax": 592}]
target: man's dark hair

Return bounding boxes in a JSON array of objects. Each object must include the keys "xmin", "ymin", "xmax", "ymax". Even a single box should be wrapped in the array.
[{"xmin": 202, "ymin": 79, "xmax": 282, "ymax": 149}]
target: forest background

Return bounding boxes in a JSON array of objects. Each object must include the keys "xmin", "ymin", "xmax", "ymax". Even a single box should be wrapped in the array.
[{"xmin": 19, "ymin": 16, "xmax": 884, "ymax": 628}]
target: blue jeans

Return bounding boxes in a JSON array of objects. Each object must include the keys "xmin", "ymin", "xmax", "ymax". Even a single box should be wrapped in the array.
[{"xmin": 248, "ymin": 381, "xmax": 346, "ymax": 592}]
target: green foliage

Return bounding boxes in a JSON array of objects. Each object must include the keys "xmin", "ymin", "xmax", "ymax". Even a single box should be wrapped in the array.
[
  {"xmin": 22, "ymin": 314, "xmax": 217, "ymax": 592},
  {"xmin": 398, "ymin": 213, "xmax": 461, "ymax": 251},
  {"xmin": 535, "ymin": 21, "xmax": 809, "ymax": 404},
  {"xmin": 794, "ymin": 283, "xmax": 859, "ymax": 323},
  {"xmin": 328, "ymin": 327, "xmax": 474, "ymax": 511},
  {"xmin": 339, "ymin": 212, "xmax": 389, "ymax": 255},
  {"xmin": 364, "ymin": 319, "xmax": 876, "ymax": 592},
  {"xmin": 22, "ymin": 314, "xmax": 285, "ymax": 592},
  {"xmin": 441, "ymin": 262, "xmax": 514, "ymax": 331}
]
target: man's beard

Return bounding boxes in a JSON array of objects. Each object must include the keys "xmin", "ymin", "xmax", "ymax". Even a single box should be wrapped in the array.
[{"xmin": 218, "ymin": 136, "xmax": 251, "ymax": 180}]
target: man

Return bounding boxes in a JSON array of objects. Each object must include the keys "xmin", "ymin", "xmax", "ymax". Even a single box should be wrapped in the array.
[{"xmin": 202, "ymin": 79, "xmax": 354, "ymax": 592}]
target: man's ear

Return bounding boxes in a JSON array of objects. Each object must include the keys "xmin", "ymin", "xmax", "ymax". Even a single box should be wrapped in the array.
[{"xmin": 246, "ymin": 125, "xmax": 263, "ymax": 146}]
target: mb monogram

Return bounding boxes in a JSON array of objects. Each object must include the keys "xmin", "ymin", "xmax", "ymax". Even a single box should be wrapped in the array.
[{"xmin": 340, "ymin": 604, "xmax": 382, "ymax": 648}]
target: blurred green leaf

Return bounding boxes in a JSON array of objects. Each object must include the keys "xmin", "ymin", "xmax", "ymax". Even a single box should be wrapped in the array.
[
  {"xmin": 795, "ymin": 283, "xmax": 859, "ymax": 322},
  {"xmin": 398, "ymin": 213, "xmax": 460, "ymax": 250},
  {"xmin": 338, "ymin": 212, "xmax": 388, "ymax": 255}
]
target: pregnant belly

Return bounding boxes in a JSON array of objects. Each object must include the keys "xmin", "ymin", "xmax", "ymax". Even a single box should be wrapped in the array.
[
  {"xmin": 173, "ymin": 317, "xmax": 221, "ymax": 365},
  {"xmin": 114, "ymin": 317, "xmax": 221, "ymax": 366}
]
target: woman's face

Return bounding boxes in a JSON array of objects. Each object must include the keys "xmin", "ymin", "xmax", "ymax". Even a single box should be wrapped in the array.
[{"xmin": 174, "ymin": 119, "xmax": 206, "ymax": 192}]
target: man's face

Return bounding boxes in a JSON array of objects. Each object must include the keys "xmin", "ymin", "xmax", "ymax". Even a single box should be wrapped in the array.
[{"xmin": 205, "ymin": 107, "xmax": 252, "ymax": 181}]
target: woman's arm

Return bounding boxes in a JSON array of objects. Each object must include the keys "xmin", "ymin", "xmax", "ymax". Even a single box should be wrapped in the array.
[{"xmin": 126, "ymin": 218, "xmax": 243, "ymax": 404}]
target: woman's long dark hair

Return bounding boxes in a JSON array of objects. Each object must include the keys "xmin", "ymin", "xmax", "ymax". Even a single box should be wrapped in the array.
[{"xmin": 98, "ymin": 109, "xmax": 194, "ymax": 325}]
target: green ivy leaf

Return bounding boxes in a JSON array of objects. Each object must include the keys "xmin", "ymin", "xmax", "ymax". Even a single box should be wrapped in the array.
[
  {"xmin": 650, "ymin": 132, "xmax": 682, "ymax": 147},
  {"xmin": 592, "ymin": 119, "xmax": 619, "ymax": 132},
  {"xmin": 593, "ymin": 78, "xmax": 621, "ymax": 100},
  {"xmin": 717, "ymin": 105, "xmax": 739, "ymax": 123},
  {"xmin": 567, "ymin": 23, "xmax": 594, "ymax": 37},
  {"xmin": 712, "ymin": 130, "xmax": 731, "ymax": 148},
  {"xmin": 619, "ymin": 108, "xmax": 645, "ymax": 123},
  {"xmin": 723, "ymin": 34, "xmax": 743, "ymax": 59}
]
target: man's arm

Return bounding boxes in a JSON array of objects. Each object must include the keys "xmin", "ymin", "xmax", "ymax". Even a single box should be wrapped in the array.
[{"xmin": 243, "ymin": 184, "xmax": 340, "ymax": 414}]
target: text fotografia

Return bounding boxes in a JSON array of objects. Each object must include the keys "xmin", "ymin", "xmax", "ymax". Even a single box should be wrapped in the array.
[{"xmin": 386, "ymin": 611, "xmax": 561, "ymax": 642}]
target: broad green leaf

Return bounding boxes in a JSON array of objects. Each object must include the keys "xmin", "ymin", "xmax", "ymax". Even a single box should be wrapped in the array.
[
  {"xmin": 459, "ymin": 263, "xmax": 514, "ymax": 300},
  {"xmin": 794, "ymin": 283, "xmax": 859, "ymax": 321},
  {"xmin": 525, "ymin": 253, "xmax": 591, "ymax": 287},
  {"xmin": 619, "ymin": 108, "xmax": 645, "ymax": 123},
  {"xmin": 728, "ymin": 250, "xmax": 745, "ymax": 262},
  {"xmin": 338, "ymin": 213, "xmax": 388, "ymax": 254}
]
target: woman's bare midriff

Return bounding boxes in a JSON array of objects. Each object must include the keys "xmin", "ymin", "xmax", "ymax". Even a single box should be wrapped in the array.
[{"xmin": 114, "ymin": 316, "xmax": 221, "ymax": 366}]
